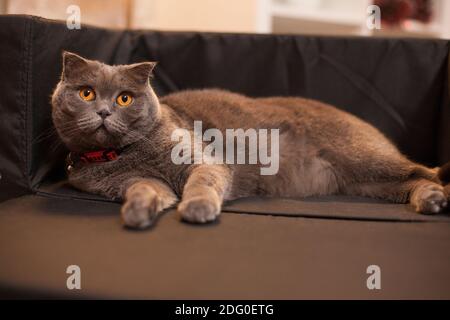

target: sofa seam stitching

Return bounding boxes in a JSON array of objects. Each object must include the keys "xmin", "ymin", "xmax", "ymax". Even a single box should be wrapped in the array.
[{"xmin": 18, "ymin": 17, "xmax": 31, "ymax": 188}]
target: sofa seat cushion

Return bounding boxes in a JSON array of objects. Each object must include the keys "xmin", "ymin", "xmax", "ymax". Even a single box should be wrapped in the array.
[{"xmin": 1, "ymin": 194, "xmax": 450, "ymax": 299}]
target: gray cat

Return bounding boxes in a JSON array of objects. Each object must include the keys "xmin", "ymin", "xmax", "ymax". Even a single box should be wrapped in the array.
[{"xmin": 51, "ymin": 52, "xmax": 450, "ymax": 229}]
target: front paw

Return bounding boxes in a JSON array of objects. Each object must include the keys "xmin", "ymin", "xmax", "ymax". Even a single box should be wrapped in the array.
[
  {"xmin": 121, "ymin": 194, "xmax": 159, "ymax": 229},
  {"xmin": 178, "ymin": 196, "xmax": 221, "ymax": 223}
]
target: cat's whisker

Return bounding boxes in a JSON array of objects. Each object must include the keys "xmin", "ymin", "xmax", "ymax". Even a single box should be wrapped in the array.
[
  {"xmin": 77, "ymin": 115, "xmax": 97, "ymax": 124},
  {"xmin": 32, "ymin": 129, "xmax": 58, "ymax": 145},
  {"xmin": 32, "ymin": 124, "xmax": 80, "ymax": 146},
  {"xmin": 127, "ymin": 130, "xmax": 153, "ymax": 145}
]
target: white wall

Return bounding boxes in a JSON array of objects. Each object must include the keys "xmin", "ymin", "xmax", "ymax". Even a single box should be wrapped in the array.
[
  {"xmin": 4, "ymin": 0, "xmax": 261, "ymax": 32},
  {"xmin": 131, "ymin": 0, "xmax": 260, "ymax": 32},
  {"xmin": 6, "ymin": 0, "xmax": 130, "ymax": 28}
]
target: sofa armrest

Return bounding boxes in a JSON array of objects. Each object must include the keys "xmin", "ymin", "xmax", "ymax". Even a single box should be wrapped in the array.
[{"xmin": 0, "ymin": 15, "xmax": 33, "ymax": 202}]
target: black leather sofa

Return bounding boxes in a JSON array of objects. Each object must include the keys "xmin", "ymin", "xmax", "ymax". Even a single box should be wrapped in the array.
[{"xmin": 0, "ymin": 15, "xmax": 449, "ymax": 299}]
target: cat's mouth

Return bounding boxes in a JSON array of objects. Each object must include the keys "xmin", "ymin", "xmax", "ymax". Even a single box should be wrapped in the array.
[
  {"xmin": 89, "ymin": 123, "xmax": 118, "ymax": 147},
  {"xmin": 90, "ymin": 122, "xmax": 115, "ymax": 141},
  {"xmin": 79, "ymin": 119, "xmax": 125, "ymax": 148},
  {"xmin": 93, "ymin": 123, "xmax": 108, "ymax": 134},
  {"xmin": 93, "ymin": 120, "xmax": 121, "ymax": 139}
]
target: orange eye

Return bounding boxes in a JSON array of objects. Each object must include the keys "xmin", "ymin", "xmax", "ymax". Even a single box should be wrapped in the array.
[
  {"xmin": 116, "ymin": 93, "xmax": 133, "ymax": 107},
  {"xmin": 79, "ymin": 87, "xmax": 96, "ymax": 101}
]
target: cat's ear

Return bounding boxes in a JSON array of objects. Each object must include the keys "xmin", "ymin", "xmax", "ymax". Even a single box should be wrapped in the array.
[
  {"xmin": 61, "ymin": 51, "xmax": 89, "ymax": 81},
  {"xmin": 125, "ymin": 62, "xmax": 157, "ymax": 85}
]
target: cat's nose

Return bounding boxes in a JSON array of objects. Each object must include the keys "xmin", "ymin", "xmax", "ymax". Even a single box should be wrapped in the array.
[{"xmin": 97, "ymin": 109, "xmax": 112, "ymax": 119}]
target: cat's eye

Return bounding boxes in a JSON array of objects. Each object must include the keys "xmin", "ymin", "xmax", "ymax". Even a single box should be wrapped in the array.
[
  {"xmin": 79, "ymin": 87, "xmax": 96, "ymax": 101},
  {"xmin": 116, "ymin": 93, "xmax": 133, "ymax": 107}
]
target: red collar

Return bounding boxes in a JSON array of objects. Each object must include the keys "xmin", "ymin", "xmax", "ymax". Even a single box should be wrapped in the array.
[{"xmin": 66, "ymin": 148, "xmax": 122, "ymax": 172}]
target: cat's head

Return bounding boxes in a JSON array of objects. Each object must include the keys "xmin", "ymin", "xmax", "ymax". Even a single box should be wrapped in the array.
[{"xmin": 51, "ymin": 51, "xmax": 160, "ymax": 152}]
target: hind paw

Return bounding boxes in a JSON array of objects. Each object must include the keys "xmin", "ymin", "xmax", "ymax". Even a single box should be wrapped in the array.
[{"xmin": 412, "ymin": 184, "xmax": 447, "ymax": 214}]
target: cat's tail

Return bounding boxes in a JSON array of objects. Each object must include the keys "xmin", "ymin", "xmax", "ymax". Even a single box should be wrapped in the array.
[
  {"xmin": 438, "ymin": 161, "xmax": 450, "ymax": 184},
  {"xmin": 438, "ymin": 161, "xmax": 450, "ymax": 200}
]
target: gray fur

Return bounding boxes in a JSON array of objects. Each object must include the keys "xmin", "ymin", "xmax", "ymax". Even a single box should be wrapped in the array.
[{"xmin": 52, "ymin": 52, "xmax": 449, "ymax": 229}]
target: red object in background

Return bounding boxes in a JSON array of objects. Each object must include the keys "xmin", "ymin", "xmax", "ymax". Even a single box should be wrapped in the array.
[
  {"xmin": 374, "ymin": 0, "xmax": 433, "ymax": 26},
  {"xmin": 410, "ymin": 0, "xmax": 433, "ymax": 23}
]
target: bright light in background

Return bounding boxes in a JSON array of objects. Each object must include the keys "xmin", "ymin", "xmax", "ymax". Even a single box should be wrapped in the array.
[{"xmin": 1, "ymin": 0, "xmax": 449, "ymax": 38}]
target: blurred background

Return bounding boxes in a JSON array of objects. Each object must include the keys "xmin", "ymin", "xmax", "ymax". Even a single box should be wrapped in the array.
[{"xmin": 0, "ymin": 0, "xmax": 449, "ymax": 38}]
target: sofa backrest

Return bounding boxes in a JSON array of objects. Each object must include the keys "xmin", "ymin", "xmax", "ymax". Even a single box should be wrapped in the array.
[{"xmin": 0, "ymin": 15, "xmax": 449, "ymax": 202}]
